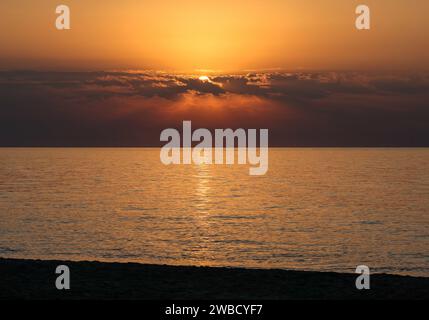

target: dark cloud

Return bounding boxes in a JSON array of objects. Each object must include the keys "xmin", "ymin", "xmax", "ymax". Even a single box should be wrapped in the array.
[
  {"xmin": 370, "ymin": 77, "xmax": 429, "ymax": 94},
  {"xmin": 0, "ymin": 71, "xmax": 428, "ymax": 146}
]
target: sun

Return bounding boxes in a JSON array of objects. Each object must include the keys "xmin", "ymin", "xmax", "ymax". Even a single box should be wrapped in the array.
[{"xmin": 199, "ymin": 76, "xmax": 210, "ymax": 82}]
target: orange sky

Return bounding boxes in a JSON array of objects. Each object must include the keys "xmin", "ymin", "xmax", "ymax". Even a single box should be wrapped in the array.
[{"xmin": 0, "ymin": 0, "xmax": 428, "ymax": 71}]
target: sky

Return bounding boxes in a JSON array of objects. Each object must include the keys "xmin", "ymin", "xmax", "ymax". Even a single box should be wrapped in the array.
[
  {"xmin": 0, "ymin": 0, "xmax": 428, "ymax": 71},
  {"xmin": 0, "ymin": 1, "xmax": 428, "ymax": 146}
]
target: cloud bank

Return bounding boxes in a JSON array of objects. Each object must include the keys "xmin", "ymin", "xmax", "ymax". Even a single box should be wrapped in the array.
[{"xmin": 0, "ymin": 71, "xmax": 428, "ymax": 146}]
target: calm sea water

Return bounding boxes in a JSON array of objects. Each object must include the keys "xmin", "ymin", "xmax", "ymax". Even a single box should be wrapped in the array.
[{"xmin": 0, "ymin": 148, "xmax": 428, "ymax": 276}]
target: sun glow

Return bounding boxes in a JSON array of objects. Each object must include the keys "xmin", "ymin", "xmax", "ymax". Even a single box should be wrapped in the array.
[{"xmin": 199, "ymin": 76, "xmax": 210, "ymax": 82}]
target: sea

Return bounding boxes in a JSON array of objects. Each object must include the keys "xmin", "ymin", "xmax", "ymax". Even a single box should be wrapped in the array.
[{"xmin": 0, "ymin": 148, "xmax": 428, "ymax": 276}]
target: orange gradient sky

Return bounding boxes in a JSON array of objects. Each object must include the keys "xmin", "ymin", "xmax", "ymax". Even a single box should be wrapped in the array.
[{"xmin": 0, "ymin": 0, "xmax": 428, "ymax": 71}]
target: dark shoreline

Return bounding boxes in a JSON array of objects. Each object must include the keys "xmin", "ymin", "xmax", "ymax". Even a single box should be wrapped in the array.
[{"xmin": 1, "ymin": 258, "xmax": 428, "ymax": 300}]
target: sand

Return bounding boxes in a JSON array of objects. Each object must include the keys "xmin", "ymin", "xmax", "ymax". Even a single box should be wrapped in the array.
[{"xmin": 1, "ymin": 258, "xmax": 428, "ymax": 300}]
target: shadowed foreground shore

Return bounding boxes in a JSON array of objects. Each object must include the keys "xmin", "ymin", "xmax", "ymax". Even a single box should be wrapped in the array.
[{"xmin": 1, "ymin": 258, "xmax": 428, "ymax": 300}]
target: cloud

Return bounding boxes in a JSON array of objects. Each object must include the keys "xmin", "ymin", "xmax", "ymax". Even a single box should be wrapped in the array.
[{"xmin": 0, "ymin": 70, "xmax": 428, "ymax": 146}]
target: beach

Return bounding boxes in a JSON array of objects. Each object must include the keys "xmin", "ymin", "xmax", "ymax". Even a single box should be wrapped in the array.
[{"xmin": 1, "ymin": 258, "xmax": 428, "ymax": 300}]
